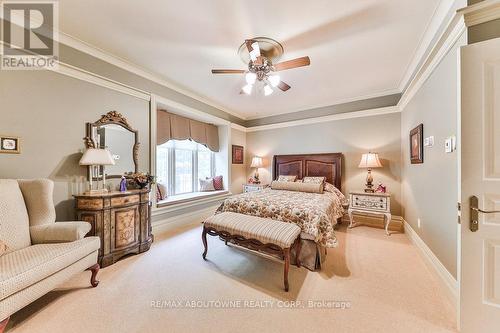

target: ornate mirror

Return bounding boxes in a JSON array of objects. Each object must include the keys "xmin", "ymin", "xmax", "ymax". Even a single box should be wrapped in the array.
[{"xmin": 84, "ymin": 111, "xmax": 139, "ymax": 179}]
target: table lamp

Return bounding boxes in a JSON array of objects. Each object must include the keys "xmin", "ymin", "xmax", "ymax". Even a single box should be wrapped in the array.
[
  {"xmin": 80, "ymin": 148, "xmax": 115, "ymax": 194},
  {"xmin": 358, "ymin": 152, "xmax": 382, "ymax": 193},
  {"xmin": 250, "ymin": 156, "xmax": 263, "ymax": 184}
]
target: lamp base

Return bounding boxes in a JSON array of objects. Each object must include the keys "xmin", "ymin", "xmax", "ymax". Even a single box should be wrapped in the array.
[{"xmin": 364, "ymin": 169, "xmax": 374, "ymax": 193}]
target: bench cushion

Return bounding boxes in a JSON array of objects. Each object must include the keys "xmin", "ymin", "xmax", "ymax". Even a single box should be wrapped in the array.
[{"xmin": 204, "ymin": 212, "xmax": 301, "ymax": 248}]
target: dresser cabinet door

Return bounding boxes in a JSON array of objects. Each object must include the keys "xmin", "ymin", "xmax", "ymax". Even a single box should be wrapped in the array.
[
  {"xmin": 111, "ymin": 207, "xmax": 139, "ymax": 251},
  {"xmin": 76, "ymin": 211, "xmax": 103, "ymax": 255}
]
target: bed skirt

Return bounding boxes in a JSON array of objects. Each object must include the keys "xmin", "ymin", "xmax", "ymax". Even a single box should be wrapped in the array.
[{"xmin": 290, "ymin": 232, "xmax": 327, "ymax": 271}]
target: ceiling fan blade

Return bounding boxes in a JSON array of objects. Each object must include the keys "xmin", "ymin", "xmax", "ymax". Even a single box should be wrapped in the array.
[
  {"xmin": 277, "ymin": 81, "xmax": 291, "ymax": 91},
  {"xmin": 211, "ymin": 69, "xmax": 246, "ymax": 74},
  {"xmin": 273, "ymin": 56, "xmax": 310, "ymax": 71}
]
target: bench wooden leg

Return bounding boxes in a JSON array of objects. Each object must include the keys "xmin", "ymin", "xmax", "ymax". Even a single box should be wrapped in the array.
[
  {"xmin": 0, "ymin": 317, "xmax": 9, "ymax": 333},
  {"xmin": 202, "ymin": 227, "xmax": 208, "ymax": 260},
  {"xmin": 295, "ymin": 238, "xmax": 301, "ymax": 268},
  {"xmin": 283, "ymin": 248, "xmax": 290, "ymax": 292}
]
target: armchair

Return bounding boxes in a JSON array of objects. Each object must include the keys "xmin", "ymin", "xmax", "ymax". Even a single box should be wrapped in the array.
[{"xmin": 0, "ymin": 179, "xmax": 100, "ymax": 332}]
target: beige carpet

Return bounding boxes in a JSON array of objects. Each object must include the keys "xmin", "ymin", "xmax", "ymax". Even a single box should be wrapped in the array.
[{"xmin": 7, "ymin": 223, "xmax": 456, "ymax": 333}]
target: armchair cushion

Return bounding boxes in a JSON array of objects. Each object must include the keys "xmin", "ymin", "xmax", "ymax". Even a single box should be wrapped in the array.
[
  {"xmin": 17, "ymin": 179, "xmax": 56, "ymax": 226},
  {"xmin": 0, "ymin": 179, "xmax": 31, "ymax": 251},
  {"xmin": 30, "ymin": 222, "xmax": 91, "ymax": 244},
  {"xmin": 0, "ymin": 237, "xmax": 100, "ymax": 301}
]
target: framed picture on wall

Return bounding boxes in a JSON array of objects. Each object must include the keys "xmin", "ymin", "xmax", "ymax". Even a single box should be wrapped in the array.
[
  {"xmin": 232, "ymin": 145, "xmax": 244, "ymax": 164},
  {"xmin": 0, "ymin": 135, "xmax": 20, "ymax": 154},
  {"xmin": 409, "ymin": 124, "xmax": 423, "ymax": 164}
]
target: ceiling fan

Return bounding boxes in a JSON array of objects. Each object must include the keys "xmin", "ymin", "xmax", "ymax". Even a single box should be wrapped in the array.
[{"xmin": 211, "ymin": 37, "xmax": 310, "ymax": 96}]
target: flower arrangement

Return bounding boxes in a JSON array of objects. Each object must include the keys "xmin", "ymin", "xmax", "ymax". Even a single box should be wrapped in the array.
[{"xmin": 130, "ymin": 172, "xmax": 155, "ymax": 189}]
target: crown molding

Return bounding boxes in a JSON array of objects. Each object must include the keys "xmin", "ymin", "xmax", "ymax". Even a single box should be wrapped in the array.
[
  {"xmin": 230, "ymin": 123, "xmax": 248, "ymax": 132},
  {"xmin": 458, "ymin": 0, "xmax": 500, "ymax": 27},
  {"xmin": 398, "ymin": 11, "xmax": 466, "ymax": 110},
  {"xmin": 57, "ymin": 32, "xmax": 248, "ymax": 120},
  {"xmin": 243, "ymin": 106, "xmax": 399, "ymax": 133},
  {"xmin": 243, "ymin": 88, "xmax": 401, "ymax": 121},
  {"xmin": 398, "ymin": 0, "xmax": 459, "ymax": 92},
  {"xmin": 0, "ymin": 8, "xmax": 247, "ymax": 120}
]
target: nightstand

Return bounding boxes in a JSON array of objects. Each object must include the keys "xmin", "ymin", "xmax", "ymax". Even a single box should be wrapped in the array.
[
  {"xmin": 243, "ymin": 183, "xmax": 268, "ymax": 193},
  {"xmin": 348, "ymin": 191, "xmax": 392, "ymax": 235}
]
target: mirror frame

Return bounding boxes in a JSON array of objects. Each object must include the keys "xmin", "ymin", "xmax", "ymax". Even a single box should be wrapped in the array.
[{"xmin": 84, "ymin": 111, "xmax": 139, "ymax": 179}]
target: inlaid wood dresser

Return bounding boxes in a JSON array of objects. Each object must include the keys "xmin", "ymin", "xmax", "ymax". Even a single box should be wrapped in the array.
[{"xmin": 74, "ymin": 189, "xmax": 153, "ymax": 267}]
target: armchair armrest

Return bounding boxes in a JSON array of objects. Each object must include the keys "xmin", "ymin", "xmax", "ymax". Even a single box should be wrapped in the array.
[{"xmin": 30, "ymin": 222, "xmax": 91, "ymax": 244}]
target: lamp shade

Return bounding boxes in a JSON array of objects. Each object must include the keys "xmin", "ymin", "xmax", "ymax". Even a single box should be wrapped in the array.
[
  {"xmin": 250, "ymin": 156, "xmax": 263, "ymax": 168},
  {"xmin": 358, "ymin": 152, "xmax": 382, "ymax": 168},
  {"xmin": 79, "ymin": 148, "xmax": 116, "ymax": 166}
]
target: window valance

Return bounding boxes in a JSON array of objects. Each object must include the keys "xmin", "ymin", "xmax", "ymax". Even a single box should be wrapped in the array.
[{"xmin": 157, "ymin": 110, "xmax": 220, "ymax": 152}]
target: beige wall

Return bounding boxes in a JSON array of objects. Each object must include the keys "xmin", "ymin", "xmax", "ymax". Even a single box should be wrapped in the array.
[
  {"xmin": 245, "ymin": 113, "xmax": 402, "ymax": 216},
  {"xmin": 230, "ymin": 128, "xmax": 247, "ymax": 194},
  {"xmin": 400, "ymin": 34, "xmax": 466, "ymax": 278},
  {"xmin": 0, "ymin": 70, "xmax": 150, "ymax": 221}
]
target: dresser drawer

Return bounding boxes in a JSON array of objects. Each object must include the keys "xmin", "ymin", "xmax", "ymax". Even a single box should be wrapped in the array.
[
  {"xmin": 77, "ymin": 198, "xmax": 103, "ymax": 210},
  {"xmin": 352, "ymin": 195, "xmax": 388, "ymax": 211},
  {"xmin": 111, "ymin": 194, "xmax": 140, "ymax": 207}
]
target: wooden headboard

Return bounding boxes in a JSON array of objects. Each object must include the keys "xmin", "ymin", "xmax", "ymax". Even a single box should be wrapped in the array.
[{"xmin": 272, "ymin": 153, "xmax": 343, "ymax": 190}]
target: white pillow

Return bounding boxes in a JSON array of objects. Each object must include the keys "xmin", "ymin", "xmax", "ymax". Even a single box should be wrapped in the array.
[{"xmin": 199, "ymin": 178, "xmax": 215, "ymax": 191}]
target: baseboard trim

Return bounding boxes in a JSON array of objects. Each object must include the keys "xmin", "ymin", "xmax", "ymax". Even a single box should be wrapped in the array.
[
  {"xmin": 151, "ymin": 205, "xmax": 218, "ymax": 235},
  {"xmin": 403, "ymin": 220, "xmax": 458, "ymax": 308}
]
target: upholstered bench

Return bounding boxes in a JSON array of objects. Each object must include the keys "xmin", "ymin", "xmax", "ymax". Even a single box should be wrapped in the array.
[{"xmin": 202, "ymin": 212, "xmax": 301, "ymax": 291}]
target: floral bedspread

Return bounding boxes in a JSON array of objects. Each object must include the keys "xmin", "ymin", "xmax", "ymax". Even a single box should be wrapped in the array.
[{"xmin": 215, "ymin": 187, "xmax": 346, "ymax": 247}]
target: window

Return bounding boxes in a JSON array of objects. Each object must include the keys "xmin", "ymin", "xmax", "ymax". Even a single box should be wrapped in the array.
[{"xmin": 156, "ymin": 139, "xmax": 215, "ymax": 196}]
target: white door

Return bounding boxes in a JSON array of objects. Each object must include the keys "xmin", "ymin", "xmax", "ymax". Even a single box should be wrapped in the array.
[{"xmin": 461, "ymin": 37, "xmax": 500, "ymax": 332}]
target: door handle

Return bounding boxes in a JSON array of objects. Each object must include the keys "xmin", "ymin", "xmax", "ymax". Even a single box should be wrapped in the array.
[
  {"xmin": 470, "ymin": 195, "xmax": 500, "ymax": 232},
  {"xmin": 471, "ymin": 207, "xmax": 500, "ymax": 214}
]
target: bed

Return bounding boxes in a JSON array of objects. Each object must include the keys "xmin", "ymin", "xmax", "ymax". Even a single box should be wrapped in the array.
[{"xmin": 216, "ymin": 153, "xmax": 345, "ymax": 270}]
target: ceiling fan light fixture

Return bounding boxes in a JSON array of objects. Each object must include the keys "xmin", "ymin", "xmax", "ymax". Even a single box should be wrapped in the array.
[
  {"xmin": 245, "ymin": 72, "xmax": 257, "ymax": 85},
  {"xmin": 264, "ymin": 84, "xmax": 273, "ymax": 96},
  {"xmin": 242, "ymin": 84, "xmax": 253, "ymax": 95},
  {"xmin": 268, "ymin": 74, "xmax": 280, "ymax": 87}
]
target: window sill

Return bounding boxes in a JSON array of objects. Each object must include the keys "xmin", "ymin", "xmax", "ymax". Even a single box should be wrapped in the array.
[{"xmin": 153, "ymin": 190, "xmax": 230, "ymax": 215}]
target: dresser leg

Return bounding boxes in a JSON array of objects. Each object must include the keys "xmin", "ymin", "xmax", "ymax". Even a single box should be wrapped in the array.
[
  {"xmin": 384, "ymin": 213, "xmax": 392, "ymax": 236},
  {"xmin": 348, "ymin": 209, "xmax": 355, "ymax": 228}
]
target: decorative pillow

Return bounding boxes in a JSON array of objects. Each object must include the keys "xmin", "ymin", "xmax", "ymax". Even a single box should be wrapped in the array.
[
  {"xmin": 277, "ymin": 175, "xmax": 297, "ymax": 182},
  {"xmin": 271, "ymin": 181, "xmax": 323, "ymax": 194},
  {"xmin": 156, "ymin": 183, "xmax": 167, "ymax": 201},
  {"xmin": 302, "ymin": 176, "xmax": 326, "ymax": 184},
  {"xmin": 0, "ymin": 240, "xmax": 9, "ymax": 257},
  {"xmin": 200, "ymin": 178, "xmax": 215, "ymax": 191},
  {"xmin": 212, "ymin": 175, "xmax": 223, "ymax": 190}
]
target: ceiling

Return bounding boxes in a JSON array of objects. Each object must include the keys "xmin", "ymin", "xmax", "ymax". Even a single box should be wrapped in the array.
[{"xmin": 57, "ymin": 0, "xmax": 441, "ymax": 120}]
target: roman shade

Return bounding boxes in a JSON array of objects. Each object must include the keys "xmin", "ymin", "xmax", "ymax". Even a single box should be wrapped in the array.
[{"xmin": 157, "ymin": 110, "xmax": 220, "ymax": 152}]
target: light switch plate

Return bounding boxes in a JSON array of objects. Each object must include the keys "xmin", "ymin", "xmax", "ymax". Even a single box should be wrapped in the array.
[
  {"xmin": 445, "ymin": 136, "xmax": 456, "ymax": 153},
  {"xmin": 424, "ymin": 136, "xmax": 434, "ymax": 147}
]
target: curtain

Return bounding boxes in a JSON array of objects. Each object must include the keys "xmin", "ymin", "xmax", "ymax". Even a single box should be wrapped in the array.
[{"xmin": 157, "ymin": 110, "xmax": 220, "ymax": 152}]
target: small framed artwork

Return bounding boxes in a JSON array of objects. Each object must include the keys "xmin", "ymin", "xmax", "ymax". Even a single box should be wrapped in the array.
[
  {"xmin": 232, "ymin": 145, "xmax": 244, "ymax": 164},
  {"xmin": 409, "ymin": 124, "xmax": 423, "ymax": 164},
  {"xmin": 0, "ymin": 136, "xmax": 20, "ymax": 154}
]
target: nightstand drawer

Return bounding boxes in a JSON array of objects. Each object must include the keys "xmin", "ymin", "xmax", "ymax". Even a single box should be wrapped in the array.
[{"xmin": 352, "ymin": 195, "xmax": 388, "ymax": 211}]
